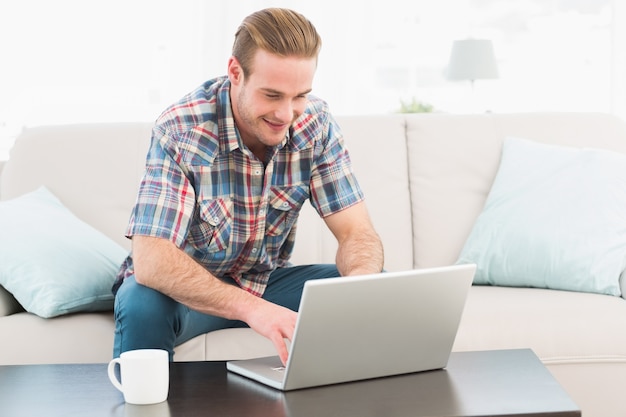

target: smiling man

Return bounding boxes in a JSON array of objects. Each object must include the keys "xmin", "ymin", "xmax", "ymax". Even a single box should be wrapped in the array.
[{"xmin": 112, "ymin": 8, "xmax": 383, "ymax": 365}]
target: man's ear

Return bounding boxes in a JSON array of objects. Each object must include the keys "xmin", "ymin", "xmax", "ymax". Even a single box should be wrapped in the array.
[{"xmin": 228, "ymin": 56, "xmax": 243, "ymax": 85}]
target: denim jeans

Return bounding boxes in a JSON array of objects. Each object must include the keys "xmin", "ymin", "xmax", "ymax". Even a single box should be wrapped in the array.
[{"xmin": 112, "ymin": 264, "xmax": 339, "ymax": 360}]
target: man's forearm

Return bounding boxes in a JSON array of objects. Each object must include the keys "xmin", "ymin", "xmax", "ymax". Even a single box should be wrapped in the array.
[
  {"xmin": 335, "ymin": 229, "xmax": 384, "ymax": 276},
  {"xmin": 131, "ymin": 235, "xmax": 261, "ymax": 322},
  {"xmin": 129, "ymin": 235, "xmax": 299, "ymax": 364}
]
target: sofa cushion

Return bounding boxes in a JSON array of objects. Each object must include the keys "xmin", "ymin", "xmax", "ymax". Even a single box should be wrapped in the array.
[
  {"xmin": 0, "ymin": 186, "xmax": 128, "ymax": 318},
  {"xmin": 175, "ymin": 328, "xmax": 277, "ymax": 362},
  {"xmin": 454, "ymin": 286, "xmax": 626, "ymax": 361},
  {"xmin": 0, "ymin": 123, "xmax": 153, "ymax": 251},
  {"xmin": 407, "ymin": 112, "xmax": 626, "ymax": 271},
  {"xmin": 458, "ymin": 137, "xmax": 626, "ymax": 296},
  {"xmin": 0, "ymin": 311, "xmax": 116, "ymax": 365}
]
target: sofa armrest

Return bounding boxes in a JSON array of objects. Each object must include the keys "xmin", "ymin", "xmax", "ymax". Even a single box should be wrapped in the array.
[
  {"xmin": 0, "ymin": 159, "xmax": 5, "ymax": 198},
  {"xmin": 0, "ymin": 285, "xmax": 23, "ymax": 317}
]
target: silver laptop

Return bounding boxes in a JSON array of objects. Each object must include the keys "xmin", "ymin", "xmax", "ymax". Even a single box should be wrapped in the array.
[{"xmin": 226, "ymin": 264, "xmax": 476, "ymax": 391}]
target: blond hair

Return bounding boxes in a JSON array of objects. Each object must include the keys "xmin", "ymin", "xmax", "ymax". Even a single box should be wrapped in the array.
[{"xmin": 232, "ymin": 8, "xmax": 322, "ymax": 76}]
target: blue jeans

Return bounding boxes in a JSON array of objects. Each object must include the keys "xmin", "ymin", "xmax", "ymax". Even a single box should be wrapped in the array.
[{"xmin": 112, "ymin": 264, "xmax": 339, "ymax": 360}]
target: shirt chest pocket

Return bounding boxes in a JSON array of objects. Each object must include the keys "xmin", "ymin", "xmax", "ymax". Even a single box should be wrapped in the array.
[
  {"xmin": 189, "ymin": 198, "xmax": 233, "ymax": 252},
  {"xmin": 265, "ymin": 185, "xmax": 309, "ymax": 236}
]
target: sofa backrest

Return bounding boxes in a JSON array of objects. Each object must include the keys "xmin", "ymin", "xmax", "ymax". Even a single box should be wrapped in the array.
[
  {"xmin": 0, "ymin": 117, "xmax": 416, "ymax": 273},
  {"xmin": 289, "ymin": 115, "xmax": 415, "ymax": 272},
  {"xmin": 406, "ymin": 112, "xmax": 626, "ymax": 269},
  {"xmin": 2, "ymin": 113, "xmax": 626, "ymax": 273},
  {"xmin": 0, "ymin": 123, "xmax": 152, "ymax": 250},
  {"xmin": 292, "ymin": 112, "xmax": 626, "ymax": 272}
]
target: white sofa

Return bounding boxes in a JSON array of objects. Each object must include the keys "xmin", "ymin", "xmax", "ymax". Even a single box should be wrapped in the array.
[{"xmin": 2, "ymin": 113, "xmax": 626, "ymax": 417}]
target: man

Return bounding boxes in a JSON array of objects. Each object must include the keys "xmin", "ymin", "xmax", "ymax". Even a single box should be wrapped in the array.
[{"xmin": 112, "ymin": 8, "xmax": 383, "ymax": 365}]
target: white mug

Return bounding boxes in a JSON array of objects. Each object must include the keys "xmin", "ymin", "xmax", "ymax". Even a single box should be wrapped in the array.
[{"xmin": 108, "ymin": 349, "xmax": 169, "ymax": 405}]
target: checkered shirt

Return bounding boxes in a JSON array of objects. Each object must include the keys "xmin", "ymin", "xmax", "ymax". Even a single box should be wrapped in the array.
[{"xmin": 113, "ymin": 76, "xmax": 363, "ymax": 296}]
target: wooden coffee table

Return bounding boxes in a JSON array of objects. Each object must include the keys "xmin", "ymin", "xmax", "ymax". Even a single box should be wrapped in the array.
[{"xmin": 0, "ymin": 349, "xmax": 580, "ymax": 417}]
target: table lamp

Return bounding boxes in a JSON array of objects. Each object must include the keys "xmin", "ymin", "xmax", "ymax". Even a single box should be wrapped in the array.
[{"xmin": 446, "ymin": 39, "xmax": 499, "ymax": 89}]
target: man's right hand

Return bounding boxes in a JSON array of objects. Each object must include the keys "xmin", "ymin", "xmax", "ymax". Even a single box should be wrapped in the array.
[
  {"xmin": 241, "ymin": 297, "xmax": 297, "ymax": 366},
  {"xmin": 131, "ymin": 236, "xmax": 297, "ymax": 365}
]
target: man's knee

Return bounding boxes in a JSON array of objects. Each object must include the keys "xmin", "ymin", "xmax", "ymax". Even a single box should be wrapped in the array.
[
  {"xmin": 113, "ymin": 276, "xmax": 182, "ymax": 358},
  {"xmin": 115, "ymin": 276, "xmax": 179, "ymax": 325}
]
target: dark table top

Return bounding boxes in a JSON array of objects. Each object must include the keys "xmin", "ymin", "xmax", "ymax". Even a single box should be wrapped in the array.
[{"xmin": 0, "ymin": 349, "xmax": 580, "ymax": 417}]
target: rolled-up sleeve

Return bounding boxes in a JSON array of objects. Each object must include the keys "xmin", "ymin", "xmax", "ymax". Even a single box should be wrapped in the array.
[
  {"xmin": 126, "ymin": 126, "xmax": 196, "ymax": 248},
  {"xmin": 309, "ymin": 116, "xmax": 364, "ymax": 217}
]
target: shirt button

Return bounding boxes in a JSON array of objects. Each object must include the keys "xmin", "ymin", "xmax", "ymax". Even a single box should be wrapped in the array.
[
  {"xmin": 259, "ymin": 209, "xmax": 265, "ymax": 215},
  {"xmin": 282, "ymin": 202, "xmax": 289, "ymax": 208},
  {"xmin": 254, "ymin": 169, "xmax": 261, "ymax": 175},
  {"xmin": 251, "ymin": 247, "xmax": 258, "ymax": 254}
]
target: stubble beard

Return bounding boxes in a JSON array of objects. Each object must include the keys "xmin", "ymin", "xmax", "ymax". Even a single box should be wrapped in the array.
[{"xmin": 236, "ymin": 88, "xmax": 291, "ymax": 148}]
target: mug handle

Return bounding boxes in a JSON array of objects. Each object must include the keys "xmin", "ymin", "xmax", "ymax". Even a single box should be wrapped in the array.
[{"xmin": 107, "ymin": 358, "xmax": 124, "ymax": 392}]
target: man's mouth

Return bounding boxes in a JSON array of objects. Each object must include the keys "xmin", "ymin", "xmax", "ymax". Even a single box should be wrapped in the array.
[{"xmin": 264, "ymin": 118, "xmax": 287, "ymax": 130}]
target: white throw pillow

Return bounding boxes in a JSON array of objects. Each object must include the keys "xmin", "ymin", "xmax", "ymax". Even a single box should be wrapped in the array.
[
  {"xmin": 457, "ymin": 137, "xmax": 626, "ymax": 296},
  {"xmin": 0, "ymin": 186, "xmax": 128, "ymax": 317}
]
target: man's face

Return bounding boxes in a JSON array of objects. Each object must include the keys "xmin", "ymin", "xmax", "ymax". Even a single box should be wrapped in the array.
[{"xmin": 228, "ymin": 50, "xmax": 316, "ymax": 153}]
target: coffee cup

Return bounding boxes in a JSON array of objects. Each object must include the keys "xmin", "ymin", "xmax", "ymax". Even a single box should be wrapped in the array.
[{"xmin": 108, "ymin": 349, "xmax": 169, "ymax": 405}]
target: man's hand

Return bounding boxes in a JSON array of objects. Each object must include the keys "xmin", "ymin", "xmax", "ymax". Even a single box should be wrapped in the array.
[
  {"xmin": 241, "ymin": 297, "xmax": 297, "ymax": 366},
  {"xmin": 132, "ymin": 236, "xmax": 298, "ymax": 365}
]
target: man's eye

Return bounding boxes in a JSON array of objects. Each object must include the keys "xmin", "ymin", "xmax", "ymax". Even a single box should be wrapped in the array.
[{"xmin": 266, "ymin": 94, "xmax": 279, "ymax": 99}]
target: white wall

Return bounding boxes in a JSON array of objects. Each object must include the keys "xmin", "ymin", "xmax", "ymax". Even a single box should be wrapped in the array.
[{"xmin": 0, "ymin": 0, "xmax": 623, "ymax": 159}]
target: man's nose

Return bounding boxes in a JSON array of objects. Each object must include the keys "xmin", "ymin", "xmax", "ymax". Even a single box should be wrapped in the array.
[{"xmin": 274, "ymin": 100, "xmax": 294, "ymax": 122}]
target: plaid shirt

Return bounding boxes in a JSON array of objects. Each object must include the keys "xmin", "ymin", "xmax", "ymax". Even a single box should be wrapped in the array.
[{"xmin": 113, "ymin": 76, "xmax": 364, "ymax": 296}]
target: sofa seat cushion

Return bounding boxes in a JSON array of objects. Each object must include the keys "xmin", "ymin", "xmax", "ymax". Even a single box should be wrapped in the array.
[
  {"xmin": 0, "ymin": 311, "xmax": 274, "ymax": 365},
  {"xmin": 0, "ymin": 311, "xmax": 116, "ymax": 365},
  {"xmin": 454, "ymin": 286, "xmax": 626, "ymax": 364},
  {"xmin": 175, "ymin": 328, "xmax": 277, "ymax": 362}
]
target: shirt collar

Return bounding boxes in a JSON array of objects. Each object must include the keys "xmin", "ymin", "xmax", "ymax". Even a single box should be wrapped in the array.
[{"xmin": 215, "ymin": 78, "xmax": 242, "ymax": 154}]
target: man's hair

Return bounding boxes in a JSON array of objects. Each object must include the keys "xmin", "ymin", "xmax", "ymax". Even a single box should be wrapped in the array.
[{"xmin": 232, "ymin": 8, "xmax": 322, "ymax": 77}]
